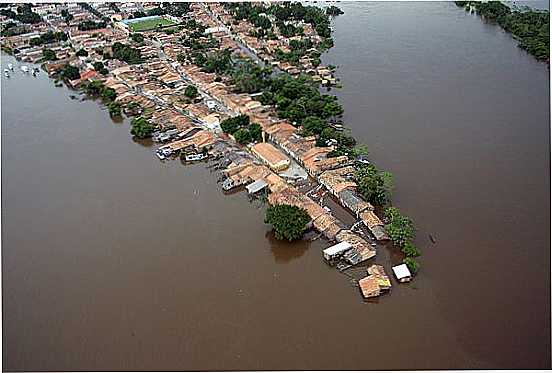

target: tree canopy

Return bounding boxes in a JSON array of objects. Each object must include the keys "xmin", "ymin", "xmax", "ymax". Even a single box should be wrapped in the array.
[
  {"xmin": 130, "ymin": 117, "xmax": 155, "ymax": 138},
  {"xmin": 111, "ymin": 42, "xmax": 143, "ymax": 64},
  {"xmin": 42, "ymin": 48, "xmax": 57, "ymax": 61},
  {"xmin": 184, "ymin": 85, "xmax": 199, "ymax": 99},
  {"xmin": 456, "ymin": 1, "xmax": 549, "ymax": 61},
  {"xmin": 60, "ymin": 64, "xmax": 80, "ymax": 80},
  {"xmin": 265, "ymin": 204, "xmax": 310, "ymax": 241},
  {"xmin": 354, "ymin": 164, "xmax": 393, "ymax": 206}
]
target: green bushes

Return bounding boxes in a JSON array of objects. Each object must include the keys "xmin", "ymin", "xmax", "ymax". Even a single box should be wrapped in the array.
[
  {"xmin": 111, "ymin": 42, "xmax": 143, "ymax": 64},
  {"xmin": 220, "ymin": 115, "xmax": 262, "ymax": 144},
  {"xmin": 384, "ymin": 207, "xmax": 420, "ymax": 273},
  {"xmin": 42, "ymin": 49, "xmax": 57, "ymax": 61},
  {"xmin": 184, "ymin": 85, "xmax": 199, "ymax": 99},
  {"xmin": 265, "ymin": 204, "xmax": 310, "ymax": 241},
  {"xmin": 76, "ymin": 49, "xmax": 88, "ymax": 57},
  {"xmin": 354, "ymin": 164, "xmax": 393, "ymax": 206},
  {"xmin": 60, "ymin": 64, "xmax": 80, "ymax": 80},
  {"xmin": 130, "ymin": 117, "xmax": 155, "ymax": 139},
  {"xmin": 92, "ymin": 61, "xmax": 108, "ymax": 75},
  {"xmin": 78, "ymin": 20, "xmax": 107, "ymax": 31},
  {"xmin": 29, "ymin": 31, "xmax": 67, "ymax": 46},
  {"xmin": 108, "ymin": 102, "xmax": 121, "ymax": 117}
]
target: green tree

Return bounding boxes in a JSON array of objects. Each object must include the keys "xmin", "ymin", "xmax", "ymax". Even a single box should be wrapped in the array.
[
  {"xmin": 108, "ymin": 102, "xmax": 121, "ymax": 117},
  {"xmin": 302, "ymin": 116, "xmax": 327, "ymax": 136},
  {"xmin": 92, "ymin": 61, "xmax": 108, "ymax": 75},
  {"xmin": 76, "ymin": 49, "xmax": 88, "ymax": 57},
  {"xmin": 265, "ymin": 204, "xmax": 310, "ymax": 241},
  {"xmin": 220, "ymin": 114, "xmax": 250, "ymax": 135},
  {"xmin": 233, "ymin": 128, "xmax": 252, "ymax": 144},
  {"xmin": 326, "ymin": 5, "xmax": 344, "ymax": 16},
  {"xmin": 130, "ymin": 116, "xmax": 155, "ymax": 138},
  {"xmin": 402, "ymin": 241, "xmax": 421, "ymax": 257},
  {"xmin": 249, "ymin": 123, "xmax": 262, "ymax": 142},
  {"xmin": 177, "ymin": 53, "xmax": 187, "ymax": 64},
  {"xmin": 355, "ymin": 164, "xmax": 393, "ymax": 205},
  {"xmin": 403, "ymin": 257, "xmax": 419, "ymax": 273},
  {"xmin": 131, "ymin": 33, "xmax": 144, "ymax": 44},
  {"xmin": 60, "ymin": 64, "xmax": 80, "ymax": 80},
  {"xmin": 184, "ymin": 85, "xmax": 199, "ymax": 99},
  {"xmin": 42, "ymin": 48, "xmax": 57, "ymax": 61},
  {"xmin": 384, "ymin": 207, "xmax": 415, "ymax": 248},
  {"xmin": 101, "ymin": 87, "xmax": 116, "ymax": 102}
]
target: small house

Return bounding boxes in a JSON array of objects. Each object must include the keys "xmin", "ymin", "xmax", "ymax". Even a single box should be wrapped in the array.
[
  {"xmin": 322, "ymin": 241, "xmax": 352, "ymax": 261},
  {"xmin": 392, "ymin": 264, "xmax": 412, "ymax": 283}
]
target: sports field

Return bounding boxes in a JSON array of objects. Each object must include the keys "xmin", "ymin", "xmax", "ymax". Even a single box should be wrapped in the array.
[{"xmin": 128, "ymin": 17, "xmax": 175, "ymax": 32}]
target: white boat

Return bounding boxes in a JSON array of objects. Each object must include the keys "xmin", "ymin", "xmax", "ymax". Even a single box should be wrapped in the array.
[
  {"xmin": 4, "ymin": 72, "xmax": 9, "ymax": 78},
  {"xmin": 21, "ymin": 66, "xmax": 29, "ymax": 73},
  {"xmin": 4, "ymin": 69, "xmax": 9, "ymax": 73},
  {"xmin": 7, "ymin": 63, "xmax": 13, "ymax": 70},
  {"xmin": 185, "ymin": 153, "xmax": 206, "ymax": 162}
]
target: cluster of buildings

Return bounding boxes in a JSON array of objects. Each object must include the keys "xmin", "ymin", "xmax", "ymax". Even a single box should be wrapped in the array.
[
  {"xmin": 204, "ymin": 3, "xmax": 338, "ymax": 85},
  {"xmin": 1, "ymin": 2, "xmax": 410, "ymax": 299}
]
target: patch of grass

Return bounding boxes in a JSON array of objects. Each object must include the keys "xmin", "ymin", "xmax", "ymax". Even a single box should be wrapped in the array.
[{"xmin": 128, "ymin": 17, "xmax": 175, "ymax": 32}]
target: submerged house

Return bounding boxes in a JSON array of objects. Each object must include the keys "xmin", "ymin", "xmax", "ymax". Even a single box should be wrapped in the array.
[{"xmin": 358, "ymin": 264, "xmax": 392, "ymax": 299}]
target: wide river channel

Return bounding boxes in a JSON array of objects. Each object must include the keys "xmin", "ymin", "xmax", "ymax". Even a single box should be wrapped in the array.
[{"xmin": 2, "ymin": 2, "xmax": 550, "ymax": 370}]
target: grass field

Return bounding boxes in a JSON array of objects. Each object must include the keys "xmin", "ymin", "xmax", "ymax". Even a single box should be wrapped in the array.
[{"xmin": 128, "ymin": 17, "xmax": 175, "ymax": 32}]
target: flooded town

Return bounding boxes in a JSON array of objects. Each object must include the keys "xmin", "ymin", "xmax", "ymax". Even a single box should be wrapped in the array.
[{"xmin": 1, "ymin": 1, "xmax": 550, "ymax": 371}]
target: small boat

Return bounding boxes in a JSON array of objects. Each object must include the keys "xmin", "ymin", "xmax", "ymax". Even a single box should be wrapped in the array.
[
  {"xmin": 4, "ymin": 69, "xmax": 9, "ymax": 73},
  {"xmin": 4, "ymin": 72, "xmax": 9, "ymax": 78},
  {"xmin": 7, "ymin": 63, "xmax": 13, "ymax": 70},
  {"xmin": 21, "ymin": 65, "xmax": 29, "ymax": 73}
]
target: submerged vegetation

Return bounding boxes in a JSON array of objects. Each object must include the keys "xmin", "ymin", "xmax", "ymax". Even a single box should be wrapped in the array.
[
  {"xmin": 384, "ymin": 207, "xmax": 420, "ymax": 273},
  {"xmin": 130, "ymin": 116, "xmax": 156, "ymax": 139},
  {"xmin": 265, "ymin": 204, "xmax": 311, "ymax": 241},
  {"xmin": 455, "ymin": 1, "xmax": 549, "ymax": 61}
]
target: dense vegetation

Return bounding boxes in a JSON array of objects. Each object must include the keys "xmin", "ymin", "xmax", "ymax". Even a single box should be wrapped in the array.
[
  {"xmin": 81, "ymin": 81, "xmax": 121, "ymax": 117},
  {"xmin": 92, "ymin": 61, "xmax": 108, "ymax": 75},
  {"xmin": 265, "ymin": 204, "xmax": 310, "ymax": 241},
  {"xmin": 258, "ymin": 74, "xmax": 343, "ymax": 126},
  {"xmin": 0, "ymin": 22, "xmax": 30, "ymax": 37},
  {"xmin": 75, "ymin": 49, "xmax": 88, "ymax": 57},
  {"xmin": 61, "ymin": 9, "xmax": 73, "ymax": 23},
  {"xmin": 59, "ymin": 64, "xmax": 80, "ymax": 80},
  {"xmin": 455, "ymin": 1, "xmax": 549, "ymax": 61},
  {"xmin": 354, "ymin": 164, "xmax": 394, "ymax": 206},
  {"xmin": 0, "ymin": 4, "xmax": 42, "ymax": 24},
  {"xmin": 130, "ymin": 116, "xmax": 155, "ymax": 138},
  {"xmin": 29, "ymin": 31, "xmax": 67, "ymax": 46},
  {"xmin": 42, "ymin": 48, "xmax": 57, "ymax": 61},
  {"xmin": 192, "ymin": 49, "xmax": 232, "ymax": 74},
  {"xmin": 224, "ymin": 2, "xmax": 334, "ymax": 50},
  {"xmin": 78, "ymin": 20, "xmax": 106, "ymax": 31},
  {"xmin": 220, "ymin": 114, "xmax": 262, "ymax": 144},
  {"xmin": 111, "ymin": 42, "xmax": 143, "ymax": 64},
  {"xmin": 184, "ymin": 85, "xmax": 199, "ymax": 99},
  {"xmin": 230, "ymin": 60, "xmax": 272, "ymax": 94},
  {"xmin": 384, "ymin": 207, "xmax": 420, "ymax": 273},
  {"xmin": 326, "ymin": 6, "xmax": 344, "ymax": 17},
  {"xmin": 130, "ymin": 33, "xmax": 145, "ymax": 44}
]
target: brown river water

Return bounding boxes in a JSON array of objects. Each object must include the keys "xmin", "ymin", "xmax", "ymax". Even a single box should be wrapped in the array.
[{"xmin": 2, "ymin": 2, "xmax": 550, "ymax": 370}]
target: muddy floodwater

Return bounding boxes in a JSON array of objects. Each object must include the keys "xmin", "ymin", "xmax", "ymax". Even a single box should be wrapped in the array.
[{"xmin": 2, "ymin": 2, "xmax": 550, "ymax": 371}]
